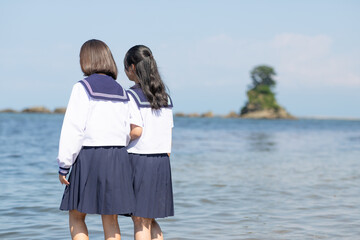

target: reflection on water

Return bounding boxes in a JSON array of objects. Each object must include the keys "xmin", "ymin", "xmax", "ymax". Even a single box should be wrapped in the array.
[
  {"xmin": 0, "ymin": 115, "xmax": 360, "ymax": 239},
  {"xmin": 246, "ymin": 131, "xmax": 276, "ymax": 152}
]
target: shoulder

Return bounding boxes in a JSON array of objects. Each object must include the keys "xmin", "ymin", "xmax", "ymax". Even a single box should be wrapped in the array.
[
  {"xmin": 74, "ymin": 81, "xmax": 85, "ymax": 88},
  {"xmin": 65, "ymin": 82, "xmax": 90, "ymax": 106},
  {"xmin": 127, "ymin": 92, "xmax": 137, "ymax": 104},
  {"xmin": 72, "ymin": 82, "xmax": 88, "ymax": 96},
  {"xmin": 126, "ymin": 87, "xmax": 151, "ymax": 108},
  {"xmin": 127, "ymin": 86, "xmax": 174, "ymax": 109},
  {"xmin": 127, "ymin": 85, "xmax": 143, "ymax": 97}
]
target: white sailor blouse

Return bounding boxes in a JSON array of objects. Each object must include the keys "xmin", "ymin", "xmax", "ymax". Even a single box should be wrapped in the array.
[
  {"xmin": 126, "ymin": 84, "xmax": 174, "ymax": 154},
  {"xmin": 57, "ymin": 74, "xmax": 130, "ymax": 176}
]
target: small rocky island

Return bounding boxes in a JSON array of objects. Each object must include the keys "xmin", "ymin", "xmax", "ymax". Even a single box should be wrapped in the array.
[{"xmin": 240, "ymin": 65, "xmax": 295, "ymax": 119}]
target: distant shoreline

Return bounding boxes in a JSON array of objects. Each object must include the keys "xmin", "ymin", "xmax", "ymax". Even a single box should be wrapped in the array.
[
  {"xmin": 1, "ymin": 107, "xmax": 359, "ymax": 121},
  {"xmin": 296, "ymin": 116, "xmax": 360, "ymax": 121},
  {"xmin": 0, "ymin": 107, "xmax": 66, "ymax": 114}
]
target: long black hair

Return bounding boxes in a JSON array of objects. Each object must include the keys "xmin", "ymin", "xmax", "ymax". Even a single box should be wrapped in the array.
[{"xmin": 124, "ymin": 45, "xmax": 169, "ymax": 110}]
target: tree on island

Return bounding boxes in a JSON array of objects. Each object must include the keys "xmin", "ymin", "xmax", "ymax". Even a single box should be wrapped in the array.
[
  {"xmin": 240, "ymin": 65, "xmax": 295, "ymax": 119},
  {"xmin": 251, "ymin": 65, "xmax": 276, "ymax": 88}
]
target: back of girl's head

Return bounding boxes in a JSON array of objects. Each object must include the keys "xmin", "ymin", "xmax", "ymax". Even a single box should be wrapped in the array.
[
  {"xmin": 80, "ymin": 39, "xmax": 118, "ymax": 79},
  {"xmin": 124, "ymin": 45, "xmax": 169, "ymax": 110}
]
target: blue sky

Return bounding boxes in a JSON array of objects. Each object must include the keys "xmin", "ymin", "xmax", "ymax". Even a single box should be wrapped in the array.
[{"xmin": 0, "ymin": 0, "xmax": 359, "ymax": 118}]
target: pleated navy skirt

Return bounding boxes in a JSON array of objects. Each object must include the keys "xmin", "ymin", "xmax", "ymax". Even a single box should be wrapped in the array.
[
  {"xmin": 60, "ymin": 146, "xmax": 135, "ymax": 215},
  {"xmin": 129, "ymin": 153, "xmax": 174, "ymax": 219}
]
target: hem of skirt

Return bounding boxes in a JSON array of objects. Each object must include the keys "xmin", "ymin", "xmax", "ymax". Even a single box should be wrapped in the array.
[
  {"xmin": 59, "ymin": 207, "xmax": 134, "ymax": 215},
  {"xmin": 128, "ymin": 152, "xmax": 169, "ymax": 157},
  {"xmin": 131, "ymin": 213, "xmax": 175, "ymax": 219}
]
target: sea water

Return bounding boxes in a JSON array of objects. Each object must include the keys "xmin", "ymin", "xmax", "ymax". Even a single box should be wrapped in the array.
[{"xmin": 0, "ymin": 114, "xmax": 359, "ymax": 240}]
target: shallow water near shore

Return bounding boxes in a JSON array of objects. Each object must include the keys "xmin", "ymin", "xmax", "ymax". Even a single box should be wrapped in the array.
[{"xmin": 0, "ymin": 114, "xmax": 360, "ymax": 240}]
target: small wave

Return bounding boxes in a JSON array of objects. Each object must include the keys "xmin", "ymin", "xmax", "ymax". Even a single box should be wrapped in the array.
[
  {"xmin": 2, "ymin": 206, "xmax": 58, "ymax": 217},
  {"xmin": 199, "ymin": 198, "xmax": 216, "ymax": 204},
  {"xmin": 348, "ymin": 136, "xmax": 360, "ymax": 142},
  {"xmin": 0, "ymin": 231, "xmax": 19, "ymax": 238},
  {"xmin": 211, "ymin": 184, "xmax": 226, "ymax": 188},
  {"xmin": 6, "ymin": 154, "xmax": 22, "ymax": 158}
]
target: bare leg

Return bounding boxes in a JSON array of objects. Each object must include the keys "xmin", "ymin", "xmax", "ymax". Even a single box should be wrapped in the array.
[
  {"xmin": 132, "ymin": 216, "xmax": 152, "ymax": 240},
  {"xmin": 102, "ymin": 215, "xmax": 121, "ymax": 240},
  {"xmin": 151, "ymin": 220, "xmax": 163, "ymax": 240},
  {"xmin": 69, "ymin": 210, "xmax": 89, "ymax": 240}
]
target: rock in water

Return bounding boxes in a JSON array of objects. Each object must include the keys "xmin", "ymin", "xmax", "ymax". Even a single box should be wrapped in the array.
[
  {"xmin": 0, "ymin": 108, "xmax": 17, "ymax": 113},
  {"xmin": 224, "ymin": 111, "xmax": 239, "ymax": 118},
  {"xmin": 240, "ymin": 85, "xmax": 295, "ymax": 119},
  {"xmin": 22, "ymin": 106, "xmax": 51, "ymax": 113},
  {"xmin": 53, "ymin": 107, "xmax": 66, "ymax": 114},
  {"xmin": 201, "ymin": 111, "xmax": 214, "ymax": 118},
  {"xmin": 240, "ymin": 108, "xmax": 295, "ymax": 119}
]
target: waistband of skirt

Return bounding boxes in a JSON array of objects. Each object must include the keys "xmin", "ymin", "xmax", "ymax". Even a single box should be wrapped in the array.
[
  {"xmin": 129, "ymin": 153, "xmax": 168, "ymax": 157},
  {"xmin": 82, "ymin": 146, "xmax": 125, "ymax": 150}
]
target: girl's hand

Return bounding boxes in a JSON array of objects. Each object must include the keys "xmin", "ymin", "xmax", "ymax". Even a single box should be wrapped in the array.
[{"xmin": 59, "ymin": 174, "xmax": 70, "ymax": 186}]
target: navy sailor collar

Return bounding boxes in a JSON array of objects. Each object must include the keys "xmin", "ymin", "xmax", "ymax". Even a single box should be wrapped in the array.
[
  {"xmin": 79, "ymin": 74, "xmax": 129, "ymax": 102},
  {"xmin": 127, "ymin": 84, "xmax": 173, "ymax": 108}
]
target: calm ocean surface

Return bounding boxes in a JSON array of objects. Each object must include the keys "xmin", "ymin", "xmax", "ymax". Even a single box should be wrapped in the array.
[{"xmin": 0, "ymin": 113, "xmax": 359, "ymax": 240}]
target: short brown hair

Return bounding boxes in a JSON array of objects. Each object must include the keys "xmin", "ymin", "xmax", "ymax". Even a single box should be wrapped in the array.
[{"xmin": 80, "ymin": 39, "xmax": 118, "ymax": 79}]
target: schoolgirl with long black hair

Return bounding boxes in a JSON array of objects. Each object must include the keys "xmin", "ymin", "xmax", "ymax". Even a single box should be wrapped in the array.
[{"xmin": 124, "ymin": 45, "xmax": 174, "ymax": 240}]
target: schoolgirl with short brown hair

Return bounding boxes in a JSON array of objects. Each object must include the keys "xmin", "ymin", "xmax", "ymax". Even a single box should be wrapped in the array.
[{"xmin": 57, "ymin": 39, "xmax": 135, "ymax": 240}]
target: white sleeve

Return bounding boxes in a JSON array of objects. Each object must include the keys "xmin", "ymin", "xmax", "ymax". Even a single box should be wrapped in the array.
[
  {"xmin": 57, "ymin": 83, "xmax": 90, "ymax": 175},
  {"xmin": 128, "ymin": 94, "xmax": 143, "ymax": 127}
]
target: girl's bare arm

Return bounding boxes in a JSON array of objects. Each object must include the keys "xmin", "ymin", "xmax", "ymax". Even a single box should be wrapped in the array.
[{"xmin": 130, "ymin": 124, "xmax": 143, "ymax": 140}]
